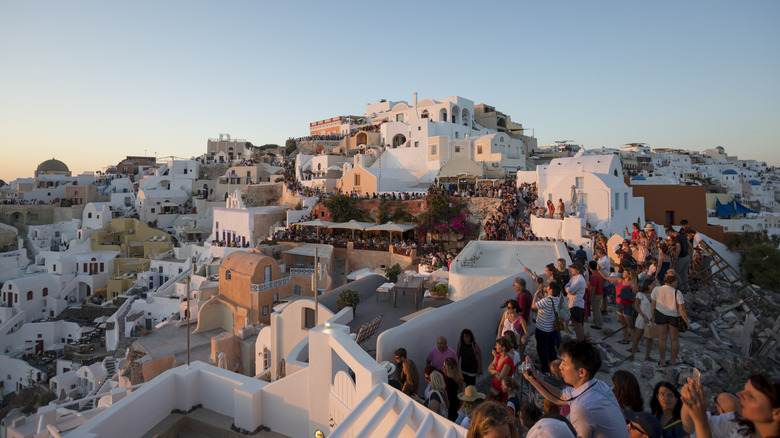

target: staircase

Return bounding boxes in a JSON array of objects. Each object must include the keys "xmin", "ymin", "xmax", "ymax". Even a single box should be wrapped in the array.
[
  {"xmin": 105, "ymin": 359, "xmax": 117, "ymax": 379},
  {"xmin": 329, "ymin": 383, "xmax": 464, "ymax": 438}
]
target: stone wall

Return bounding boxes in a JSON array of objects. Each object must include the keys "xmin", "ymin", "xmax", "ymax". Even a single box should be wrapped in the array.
[{"xmin": 344, "ymin": 243, "xmax": 414, "ymax": 273}]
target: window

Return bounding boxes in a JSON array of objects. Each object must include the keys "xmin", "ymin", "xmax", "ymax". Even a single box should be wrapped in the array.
[
  {"xmin": 355, "ymin": 174, "xmax": 361, "ymax": 186},
  {"xmin": 455, "ymin": 132, "xmax": 459, "ymax": 139},
  {"xmin": 431, "ymin": 145, "xmax": 437, "ymax": 155},
  {"xmin": 225, "ymin": 270, "xmax": 231, "ymax": 280},
  {"xmin": 614, "ymin": 193, "xmax": 620, "ymax": 211},
  {"xmin": 455, "ymin": 146, "xmax": 461, "ymax": 153},
  {"xmin": 624, "ymin": 193, "xmax": 628, "ymax": 208},
  {"xmin": 417, "ymin": 126, "xmax": 421, "ymax": 131},
  {"xmin": 42, "ymin": 288, "xmax": 48, "ymax": 297},
  {"xmin": 151, "ymin": 208, "xmax": 155, "ymax": 214},
  {"xmin": 216, "ymin": 222, "xmax": 219, "ymax": 229},
  {"xmin": 395, "ymin": 114, "xmax": 404, "ymax": 122},
  {"xmin": 88, "ymin": 213, "xmax": 92, "ymax": 219},
  {"xmin": 303, "ymin": 308, "xmax": 315, "ymax": 329},
  {"xmin": 100, "ymin": 263, "xmax": 104, "ymax": 272},
  {"xmin": 414, "ymin": 141, "xmax": 419, "ymax": 148},
  {"xmin": 262, "ymin": 305, "xmax": 269, "ymax": 316},
  {"xmin": 294, "ymin": 285, "xmax": 302, "ymax": 295},
  {"xmin": 27, "ymin": 291, "xmax": 33, "ymax": 301},
  {"xmin": 478, "ymin": 145, "xmax": 483, "ymax": 154},
  {"xmin": 30, "ymin": 213, "xmax": 38, "ymax": 221},
  {"xmin": 575, "ymin": 177, "xmax": 584, "ymax": 188}
]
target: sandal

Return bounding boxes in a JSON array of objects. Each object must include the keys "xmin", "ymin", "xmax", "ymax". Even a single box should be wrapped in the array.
[
  {"xmin": 618, "ymin": 340, "xmax": 630, "ymax": 344},
  {"xmin": 627, "ymin": 355, "xmax": 635, "ymax": 361},
  {"xmin": 658, "ymin": 361, "xmax": 669, "ymax": 367}
]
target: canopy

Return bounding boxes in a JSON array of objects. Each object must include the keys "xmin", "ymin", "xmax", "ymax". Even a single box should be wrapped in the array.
[
  {"xmin": 296, "ymin": 219, "xmax": 336, "ymax": 228},
  {"xmin": 365, "ymin": 222, "xmax": 416, "ymax": 233},
  {"xmin": 327, "ymin": 220, "xmax": 375, "ymax": 231},
  {"xmin": 716, "ymin": 199, "xmax": 759, "ymax": 217},
  {"xmin": 283, "ymin": 243, "xmax": 333, "ymax": 259}
]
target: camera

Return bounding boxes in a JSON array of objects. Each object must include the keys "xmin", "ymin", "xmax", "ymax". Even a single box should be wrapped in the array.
[
  {"xmin": 499, "ymin": 301, "xmax": 509, "ymax": 308},
  {"xmin": 517, "ymin": 362, "xmax": 532, "ymax": 374}
]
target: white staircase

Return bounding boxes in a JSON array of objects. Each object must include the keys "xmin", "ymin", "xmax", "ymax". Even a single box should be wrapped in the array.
[{"xmin": 329, "ymin": 383, "xmax": 465, "ymax": 438}]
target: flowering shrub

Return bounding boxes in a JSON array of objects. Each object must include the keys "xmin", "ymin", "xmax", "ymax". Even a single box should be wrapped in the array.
[{"xmin": 416, "ymin": 188, "xmax": 475, "ymax": 241}]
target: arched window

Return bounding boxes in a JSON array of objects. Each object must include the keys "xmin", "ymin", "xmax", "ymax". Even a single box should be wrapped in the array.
[
  {"xmin": 225, "ymin": 270, "xmax": 231, "ymax": 280},
  {"xmin": 27, "ymin": 291, "xmax": 33, "ymax": 301},
  {"xmin": 439, "ymin": 109, "xmax": 448, "ymax": 122},
  {"xmin": 42, "ymin": 288, "xmax": 48, "ymax": 297}
]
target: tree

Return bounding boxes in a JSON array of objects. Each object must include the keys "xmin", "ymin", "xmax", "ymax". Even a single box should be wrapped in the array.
[
  {"xmin": 727, "ymin": 230, "xmax": 780, "ymax": 292},
  {"xmin": 323, "ymin": 194, "xmax": 371, "ymax": 223},
  {"xmin": 285, "ymin": 139, "xmax": 297, "ymax": 156}
]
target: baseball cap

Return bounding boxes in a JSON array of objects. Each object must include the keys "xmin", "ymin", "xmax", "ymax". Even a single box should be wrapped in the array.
[{"xmin": 623, "ymin": 409, "xmax": 662, "ymax": 438}]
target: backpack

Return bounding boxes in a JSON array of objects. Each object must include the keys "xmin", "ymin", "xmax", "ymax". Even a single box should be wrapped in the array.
[{"xmin": 557, "ymin": 294, "xmax": 570, "ymax": 321}]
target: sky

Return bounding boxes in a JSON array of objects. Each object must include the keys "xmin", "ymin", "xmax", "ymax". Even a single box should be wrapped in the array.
[{"xmin": 1, "ymin": 0, "xmax": 778, "ymax": 182}]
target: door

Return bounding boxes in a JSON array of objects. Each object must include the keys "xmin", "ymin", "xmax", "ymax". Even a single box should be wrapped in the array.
[{"xmin": 264, "ymin": 265, "xmax": 271, "ymax": 285}]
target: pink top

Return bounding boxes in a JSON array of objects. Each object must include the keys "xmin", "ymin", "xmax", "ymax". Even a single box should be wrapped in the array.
[{"xmin": 427, "ymin": 347, "xmax": 457, "ymax": 372}]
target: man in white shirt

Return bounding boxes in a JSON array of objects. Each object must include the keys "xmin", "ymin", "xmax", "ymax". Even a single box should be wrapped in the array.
[
  {"xmin": 521, "ymin": 339, "xmax": 629, "ymax": 438},
  {"xmin": 596, "ymin": 248, "xmax": 612, "ymax": 312},
  {"xmin": 565, "ymin": 263, "xmax": 587, "ymax": 341}
]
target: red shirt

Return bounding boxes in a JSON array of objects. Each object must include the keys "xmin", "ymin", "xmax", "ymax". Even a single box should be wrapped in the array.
[
  {"xmin": 590, "ymin": 271, "xmax": 604, "ymax": 296},
  {"xmin": 517, "ymin": 290, "xmax": 533, "ymax": 323}
]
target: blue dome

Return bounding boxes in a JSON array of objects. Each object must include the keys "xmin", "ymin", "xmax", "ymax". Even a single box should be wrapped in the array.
[
  {"xmin": 749, "ymin": 180, "xmax": 761, "ymax": 186},
  {"xmin": 631, "ymin": 175, "xmax": 646, "ymax": 181},
  {"xmin": 716, "ymin": 146, "xmax": 725, "ymax": 151},
  {"xmin": 723, "ymin": 169, "xmax": 738, "ymax": 175}
]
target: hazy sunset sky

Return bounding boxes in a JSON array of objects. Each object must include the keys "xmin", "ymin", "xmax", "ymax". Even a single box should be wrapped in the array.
[{"xmin": 1, "ymin": 1, "xmax": 778, "ymax": 182}]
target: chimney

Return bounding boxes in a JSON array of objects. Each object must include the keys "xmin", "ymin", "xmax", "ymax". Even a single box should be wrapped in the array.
[{"xmin": 413, "ymin": 92, "xmax": 418, "ymax": 107}]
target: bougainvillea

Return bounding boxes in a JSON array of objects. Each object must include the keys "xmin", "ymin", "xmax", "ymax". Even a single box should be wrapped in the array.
[{"xmin": 415, "ymin": 188, "xmax": 475, "ymax": 241}]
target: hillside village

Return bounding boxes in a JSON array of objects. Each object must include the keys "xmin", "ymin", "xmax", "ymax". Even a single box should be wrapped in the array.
[{"xmin": 1, "ymin": 94, "xmax": 779, "ymax": 438}]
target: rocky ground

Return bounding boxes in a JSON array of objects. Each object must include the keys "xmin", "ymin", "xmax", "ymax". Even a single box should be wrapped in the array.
[{"xmin": 514, "ymin": 277, "xmax": 780, "ymax": 411}]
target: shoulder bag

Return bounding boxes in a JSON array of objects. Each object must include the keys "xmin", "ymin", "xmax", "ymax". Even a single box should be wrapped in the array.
[
  {"xmin": 551, "ymin": 298, "xmax": 565, "ymax": 332},
  {"xmin": 673, "ymin": 289, "xmax": 688, "ymax": 332}
]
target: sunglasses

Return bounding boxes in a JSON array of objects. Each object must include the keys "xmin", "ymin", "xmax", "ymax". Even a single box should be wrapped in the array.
[{"xmin": 628, "ymin": 422, "xmax": 648, "ymax": 436}]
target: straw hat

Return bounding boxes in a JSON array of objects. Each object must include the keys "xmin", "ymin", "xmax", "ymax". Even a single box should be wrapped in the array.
[
  {"xmin": 458, "ymin": 385, "xmax": 486, "ymax": 402},
  {"xmin": 379, "ymin": 360, "xmax": 395, "ymax": 376}
]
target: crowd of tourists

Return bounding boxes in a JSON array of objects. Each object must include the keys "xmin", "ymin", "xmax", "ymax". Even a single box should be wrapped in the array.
[{"xmin": 384, "ymin": 247, "xmax": 778, "ymax": 438}]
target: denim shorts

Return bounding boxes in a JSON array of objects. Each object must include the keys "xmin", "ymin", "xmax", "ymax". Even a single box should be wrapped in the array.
[{"xmin": 616, "ymin": 303, "xmax": 634, "ymax": 317}]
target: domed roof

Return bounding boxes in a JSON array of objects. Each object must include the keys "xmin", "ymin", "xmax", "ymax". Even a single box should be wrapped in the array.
[
  {"xmin": 749, "ymin": 179, "xmax": 761, "ymax": 186},
  {"xmin": 631, "ymin": 175, "xmax": 646, "ymax": 181},
  {"xmin": 36, "ymin": 158, "xmax": 69, "ymax": 173},
  {"xmin": 722, "ymin": 169, "xmax": 738, "ymax": 175}
]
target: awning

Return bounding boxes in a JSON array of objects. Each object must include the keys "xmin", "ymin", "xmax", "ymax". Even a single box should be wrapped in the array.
[
  {"xmin": 364, "ymin": 222, "xmax": 416, "ymax": 233},
  {"xmin": 282, "ymin": 243, "xmax": 333, "ymax": 259},
  {"xmin": 328, "ymin": 220, "xmax": 375, "ymax": 231}
]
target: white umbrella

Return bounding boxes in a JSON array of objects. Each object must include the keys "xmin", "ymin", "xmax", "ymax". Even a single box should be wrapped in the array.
[
  {"xmin": 296, "ymin": 219, "xmax": 336, "ymax": 238},
  {"xmin": 328, "ymin": 220, "xmax": 375, "ymax": 239}
]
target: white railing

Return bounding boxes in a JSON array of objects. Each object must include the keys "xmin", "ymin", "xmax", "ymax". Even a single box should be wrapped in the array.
[
  {"xmin": 290, "ymin": 268, "xmax": 315, "ymax": 276},
  {"xmin": 250, "ymin": 276, "xmax": 291, "ymax": 293}
]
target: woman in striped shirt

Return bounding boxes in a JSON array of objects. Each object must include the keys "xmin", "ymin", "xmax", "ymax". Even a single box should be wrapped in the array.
[{"xmin": 531, "ymin": 282, "xmax": 562, "ymax": 374}]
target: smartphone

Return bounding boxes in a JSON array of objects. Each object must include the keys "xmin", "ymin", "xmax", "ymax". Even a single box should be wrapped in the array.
[{"xmin": 692, "ymin": 368, "xmax": 701, "ymax": 385}]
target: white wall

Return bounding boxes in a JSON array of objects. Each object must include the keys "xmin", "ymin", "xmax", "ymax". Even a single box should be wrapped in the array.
[
  {"xmin": 0, "ymin": 320, "xmax": 82, "ymax": 355},
  {"xmin": 376, "ymin": 275, "xmax": 517, "ymax": 396}
]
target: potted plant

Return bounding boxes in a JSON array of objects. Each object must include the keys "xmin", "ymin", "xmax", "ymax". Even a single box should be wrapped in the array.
[
  {"xmin": 337, "ymin": 289, "xmax": 361, "ymax": 312},
  {"xmin": 384, "ymin": 263, "xmax": 402, "ymax": 283},
  {"xmin": 429, "ymin": 283, "xmax": 449, "ymax": 299}
]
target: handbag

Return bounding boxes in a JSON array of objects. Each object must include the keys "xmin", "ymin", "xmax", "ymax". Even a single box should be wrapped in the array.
[
  {"xmin": 644, "ymin": 324, "xmax": 658, "ymax": 339},
  {"xmin": 551, "ymin": 298, "xmax": 565, "ymax": 332},
  {"xmin": 673, "ymin": 288, "xmax": 688, "ymax": 332}
]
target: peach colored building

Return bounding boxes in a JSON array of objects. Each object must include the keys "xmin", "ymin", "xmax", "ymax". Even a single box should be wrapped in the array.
[{"xmin": 196, "ymin": 250, "xmax": 291, "ymax": 334}]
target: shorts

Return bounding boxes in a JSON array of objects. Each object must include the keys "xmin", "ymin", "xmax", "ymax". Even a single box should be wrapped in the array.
[
  {"xmin": 616, "ymin": 303, "xmax": 633, "ymax": 317},
  {"xmin": 654, "ymin": 309, "xmax": 680, "ymax": 327},
  {"xmin": 570, "ymin": 306, "xmax": 584, "ymax": 324}
]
